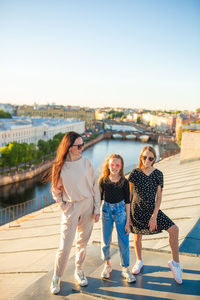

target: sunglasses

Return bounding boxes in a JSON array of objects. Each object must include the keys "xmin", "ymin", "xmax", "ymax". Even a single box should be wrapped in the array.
[
  {"xmin": 142, "ymin": 155, "xmax": 154, "ymax": 162},
  {"xmin": 110, "ymin": 163, "xmax": 121, "ymax": 168},
  {"xmin": 72, "ymin": 143, "xmax": 84, "ymax": 150}
]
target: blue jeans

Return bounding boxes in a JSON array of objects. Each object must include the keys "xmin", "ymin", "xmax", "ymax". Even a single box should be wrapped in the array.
[{"xmin": 101, "ymin": 200, "xmax": 129, "ymax": 267}]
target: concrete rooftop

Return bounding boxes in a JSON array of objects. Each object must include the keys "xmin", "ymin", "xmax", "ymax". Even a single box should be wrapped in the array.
[{"xmin": 0, "ymin": 154, "xmax": 199, "ymax": 300}]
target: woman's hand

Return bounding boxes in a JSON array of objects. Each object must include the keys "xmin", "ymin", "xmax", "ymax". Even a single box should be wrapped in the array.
[
  {"xmin": 93, "ymin": 213, "xmax": 100, "ymax": 223},
  {"xmin": 148, "ymin": 215, "xmax": 157, "ymax": 232},
  {"xmin": 60, "ymin": 202, "xmax": 67, "ymax": 211},
  {"xmin": 125, "ymin": 222, "xmax": 131, "ymax": 235}
]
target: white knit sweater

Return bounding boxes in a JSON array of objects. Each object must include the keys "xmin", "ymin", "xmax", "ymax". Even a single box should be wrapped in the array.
[{"xmin": 52, "ymin": 156, "xmax": 100, "ymax": 214}]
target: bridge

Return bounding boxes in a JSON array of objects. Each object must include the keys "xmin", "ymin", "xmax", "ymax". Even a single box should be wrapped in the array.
[{"xmin": 104, "ymin": 130, "xmax": 159, "ymax": 141}]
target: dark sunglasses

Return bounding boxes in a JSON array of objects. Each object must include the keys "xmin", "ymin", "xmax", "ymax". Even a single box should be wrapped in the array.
[
  {"xmin": 72, "ymin": 143, "xmax": 84, "ymax": 150},
  {"xmin": 142, "ymin": 155, "xmax": 154, "ymax": 162}
]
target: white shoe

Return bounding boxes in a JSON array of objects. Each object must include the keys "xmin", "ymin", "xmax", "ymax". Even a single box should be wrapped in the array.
[
  {"xmin": 132, "ymin": 260, "xmax": 143, "ymax": 274},
  {"xmin": 101, "ymin": 264, "xmax": 112, "ymax": 279},
  {"xmin": 74, "ymin": 270, "xmax": 88, "ymax": 286},
  {"xmin": 121, "ymin": 268, "xmax": 136, "ymax": 283},
  {"xmin": 168, "ymin": 260, "xmax": 182, "ymax": 284},
  {"xmin": 50, "ymin": 275, "xmax": 61, "ymax": 294}
]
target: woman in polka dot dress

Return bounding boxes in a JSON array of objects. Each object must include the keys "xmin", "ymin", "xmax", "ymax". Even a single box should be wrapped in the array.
[{"xmin": 128, "ymin": 146, "xmax": 182, "ymax": 284}]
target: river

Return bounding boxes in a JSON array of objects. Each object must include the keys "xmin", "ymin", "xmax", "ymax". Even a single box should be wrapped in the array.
[{"xmin": 0, "ymin": 138, "xmax": 159, "ymax": 209}]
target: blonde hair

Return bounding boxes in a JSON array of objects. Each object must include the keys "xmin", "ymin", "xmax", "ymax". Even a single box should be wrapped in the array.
[
  {"xmin": 137, "ymin": 145, "xmax": 156, "ymax": 169},
  {"xmin": 99, "ymin": 153, "xmax": 125, "ymax": 184}
]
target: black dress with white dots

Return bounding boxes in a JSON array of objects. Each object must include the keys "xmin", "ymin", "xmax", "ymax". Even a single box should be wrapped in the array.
[{"xmin": 128, "ymin": 168, "xmax": 174, "ymax": 235}]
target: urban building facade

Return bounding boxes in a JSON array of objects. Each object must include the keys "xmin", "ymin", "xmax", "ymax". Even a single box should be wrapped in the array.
[
  {"xmin": 17, "ymin": 105, "xmax": 95, "ymax": 128},
  {"xmin": 0, "ymin": 117, "xmax": 85, "ymax": 148},
  {"xmin": 142, "ymin": 113, "xmax": 176, "ymax": 133}
]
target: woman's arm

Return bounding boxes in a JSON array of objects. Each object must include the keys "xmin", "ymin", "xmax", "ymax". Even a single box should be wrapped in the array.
[
  {"xmin": 89, "ymin": 161, "xmax": 101, "ymax": 222},
  {"xmin": 51, "ymin": 177, "xmax": 66, "ymax": 211},
  {"xmin": 148, "ymin": 185, "xmax": 162, "ymax": 231},
  {"xmin": 129, "ymin": 181, "xmax": 134, "ymax": 226},
  {"xmin": 129, "ymin": 182, "xmax": 134, "ymax": 202},
  {"xmin": 125, "ymin": 203, "xmax": 131, "ymax": 234}
]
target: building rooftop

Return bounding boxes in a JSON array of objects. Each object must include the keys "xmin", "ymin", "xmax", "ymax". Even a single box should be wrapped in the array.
[
  {"xmin": 0, "ymin": 153, "xmax": 199, "ymax": 299},
  {"xmin": 0, "ymin": 117, "xmax": 83, "ymax": 131}
]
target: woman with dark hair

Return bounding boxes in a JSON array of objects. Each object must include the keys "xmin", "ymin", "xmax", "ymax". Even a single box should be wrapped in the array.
[
  {"xmin": 128, "ymin": 146, "xmax": 182, "ymax": 284},
  {"xmin": 50, "ymin": 131, "xmax": 100, "ymax": 294}
]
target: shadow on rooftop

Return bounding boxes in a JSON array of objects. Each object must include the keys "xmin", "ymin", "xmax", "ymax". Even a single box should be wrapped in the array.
[{"xmin": 179, "ymin": 218, "xmax": 200, "ymax": 255}]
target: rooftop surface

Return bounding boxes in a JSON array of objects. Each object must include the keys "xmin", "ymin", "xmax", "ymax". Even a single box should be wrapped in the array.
[
  {"xmin": 0, "ymin": 117, "xmax": 83, "ymax": 131},
  {"xmin": 0, "ymin": 154, "xmax": 199, "ymax": 299}
]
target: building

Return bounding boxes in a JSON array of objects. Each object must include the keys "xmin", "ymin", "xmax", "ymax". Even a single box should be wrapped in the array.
[
  {"xmin": 0, "ymin": 117, "xmax": 85, "ymax": 148},
  {"xmin": 142, "ymin": 113, "xmax": 176, "ymax": 133},
  {"xmin": 17, "ymin": 105, "xmax": 95, "ymax": 128},
  {"xmin": 175, "ymin": 113, "xmax": 199, "ymax": 138},
  {"xmin": 95, "ymin": 109, "xmax": 109, "ymax": 120}
]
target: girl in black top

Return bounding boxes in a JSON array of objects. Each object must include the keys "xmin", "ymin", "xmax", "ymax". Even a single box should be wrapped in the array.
[
  {"xmin": 128, "ymin": 146, "xmax": 182, "ymax": 284},
  {"xmin": 99, "ymin": 154, "xmax": 136, "ymax": 283}
]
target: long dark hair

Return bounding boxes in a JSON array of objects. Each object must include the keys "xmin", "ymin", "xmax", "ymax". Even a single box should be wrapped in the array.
[{"xmin": 50, "ymin": 131, "xmax": 81, "ymax": 187}]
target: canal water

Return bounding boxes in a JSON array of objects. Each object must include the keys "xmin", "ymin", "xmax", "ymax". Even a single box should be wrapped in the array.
[{"xmin": 0, "ymin": 138, "xmax": 159, "ymax": 209}]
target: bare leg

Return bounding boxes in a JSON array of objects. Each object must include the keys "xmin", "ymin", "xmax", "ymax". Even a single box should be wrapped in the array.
[
  {"xmin": 167, "ymin": 225, "xmax": 179, "ymax": 262},
  {"xmin": 134, "ymin": 233, "xmax": 142, "ymax": 260}
]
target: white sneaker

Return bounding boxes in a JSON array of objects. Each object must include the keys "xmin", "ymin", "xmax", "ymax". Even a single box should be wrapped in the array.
[
  {"xmin": 50, "ymin": 275, "xmax": 61, "ymax": 294},
  {"xmin": 101, "ymin": 264, "xmax": 112, "ymax": 279},
  {"xmin": 121, "ymin": 268, "xmax": 136, "ymax": 283},
  {"xmin": 74, "ymin": 270, "xmax": 88, "ymax": 286},
  {"xmin": 132, "ymin": 260, "xmax": 143, "ymax": 274},
  {"xmin": 168, "ymin": 260, "xmax": 182, "ymax": 284}
]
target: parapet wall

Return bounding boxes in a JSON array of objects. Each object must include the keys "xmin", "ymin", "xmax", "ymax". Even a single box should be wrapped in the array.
[{"xmin": 180, "ymin": 131, "xmax": 200, "ymax": 163}]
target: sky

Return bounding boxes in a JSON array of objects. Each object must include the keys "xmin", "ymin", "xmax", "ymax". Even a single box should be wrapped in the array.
[{"xmin": 0, "ymin": 0, "xmax": 199, "ymax": 111}]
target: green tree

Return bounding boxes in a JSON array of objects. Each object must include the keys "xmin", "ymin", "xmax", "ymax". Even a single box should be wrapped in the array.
[
  {"xmin": 27, "ymin": 143, "xmax": 37, "ymax": 161},
  {"xmin": 0, "ymin": 110, "xmax": 12, "ymax": 118},
  {"xmin": 0, "ymin": 142, "xmax": 24, "ymax": 166},
  {"xmin": 196, "ymin": 108, "xmax": 200, "ymax": 113},
  {"xmin": 0, "ymin": 144, "xmax": 12, "ymax": 167},
  {"xmin": 37, "ymin": 139, "xmax": 51, "ymax": 155},
  {"xmin": 53, "ymin": 133, "xmax": 65, "ymax": 141}
]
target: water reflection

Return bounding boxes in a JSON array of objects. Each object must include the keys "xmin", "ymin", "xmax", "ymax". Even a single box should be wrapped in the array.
[{"xmin": 0, "ymin": 174, "xmax": 51, "ymax": 208}]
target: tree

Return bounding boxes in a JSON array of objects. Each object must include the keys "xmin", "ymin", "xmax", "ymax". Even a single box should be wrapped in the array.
[
  {"xmin": 53, "ymin": 133, "xmax": 65, "ymax": 141},
  {"xmin": 0, "ymin": 144, "xmax": 12, "ymax": 167},
  {"xmin": 0, "ymin": 142, "xmax": 24, "ymax": 166},
  {"xmin": 27, "ymin": 143, "xmax": 37, "ymax": 161},
  {"xmin": 37, "ymin": 139, "xmax": 51, "ymax": 155},
  {"xmin": 0, "ymin": 110, "xmax": 12, "ymax": 118},
  {"xmin": 196, "ymin": 108, "xmax": 200, "ymax": 113}
]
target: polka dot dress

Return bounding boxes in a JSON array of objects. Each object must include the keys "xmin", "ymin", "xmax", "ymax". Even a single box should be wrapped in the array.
[{"xmin": 128, "ymin": 168, "xmax": 174, "ymax": 235}]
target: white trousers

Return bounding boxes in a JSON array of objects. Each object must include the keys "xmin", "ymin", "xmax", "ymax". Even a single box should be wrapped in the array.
[{"xmin": 54, "ymin": 198, "xmax": 94, "ymax": 277}]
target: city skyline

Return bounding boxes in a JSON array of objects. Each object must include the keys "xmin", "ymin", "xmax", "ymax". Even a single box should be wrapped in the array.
[{"xmin": 0, "ymin": 0, "xmax": 199, "ymax": 111}]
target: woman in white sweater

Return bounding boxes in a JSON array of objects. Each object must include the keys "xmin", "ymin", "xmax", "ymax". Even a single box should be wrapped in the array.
[{"xmin": 50, "ymin": 131, "xmax": 101, "ymax": 295}]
